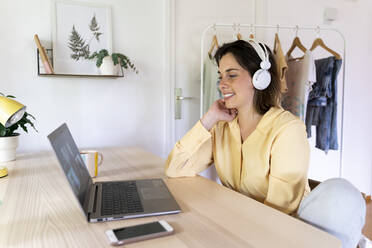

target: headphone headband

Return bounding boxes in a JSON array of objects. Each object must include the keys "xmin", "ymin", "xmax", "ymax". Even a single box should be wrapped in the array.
[
  {"xmin": 249, "ymin": 40, "xmax": 269, "ymax": 64},
  {"xmin": 248, "ymin": 40, "xmax": 272, "ymax": 90}
]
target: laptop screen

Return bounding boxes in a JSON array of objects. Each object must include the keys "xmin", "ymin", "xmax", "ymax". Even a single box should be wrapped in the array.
[{"xmin": 47, "ymin": 123, "xmax": 93, "ymax": 210}]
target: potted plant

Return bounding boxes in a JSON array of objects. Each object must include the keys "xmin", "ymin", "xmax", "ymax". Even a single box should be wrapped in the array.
[
  {"xmin": 0, "ymin": 93, "xmax": 37, "ymax": 162},
  {"xmin": 89, "ymin": 49, "xmax": 138, "ymax": 76}
]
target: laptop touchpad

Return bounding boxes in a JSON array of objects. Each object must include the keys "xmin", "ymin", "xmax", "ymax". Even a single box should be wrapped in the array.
[{"xmin": 140, "ymin": 188, "xmax": 171, "ymax": 200}]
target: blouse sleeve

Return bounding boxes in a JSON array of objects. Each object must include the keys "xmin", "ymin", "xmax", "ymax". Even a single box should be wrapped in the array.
[
  {"xmin": 264, "ymin": 121, "xmax": 310, "ymax": 214},
  {"xmin": 164, "ymin": 121, "xmax": 214, "ymax": 178}
]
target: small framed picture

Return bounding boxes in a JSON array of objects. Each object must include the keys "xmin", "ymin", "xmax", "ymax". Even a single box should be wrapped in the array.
[{"xmin": 52, "ymin": 0, "xmax": 112, "ymax": 74}]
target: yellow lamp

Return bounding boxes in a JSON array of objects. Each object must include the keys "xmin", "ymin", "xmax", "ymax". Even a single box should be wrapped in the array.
[
  {"xmin": 0, "ymin": 95, "xmax": 26, "ymax": 178},
  {"xmin": 0, "ymin": 96, "xmax": 26, "ymax": 127}
]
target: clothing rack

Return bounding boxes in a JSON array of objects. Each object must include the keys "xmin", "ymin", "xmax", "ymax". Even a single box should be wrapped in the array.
[{"xmin": 200, "ymin": 23, "xmax": 346, "ymax": 178}]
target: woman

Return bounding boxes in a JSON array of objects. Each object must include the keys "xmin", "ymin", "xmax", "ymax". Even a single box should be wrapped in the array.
[{"xmin": 165, "ymin": 40, "xmax": 366, "ymax": 248}]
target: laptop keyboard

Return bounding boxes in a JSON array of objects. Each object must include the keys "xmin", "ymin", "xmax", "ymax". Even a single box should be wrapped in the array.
[{"xmin": 101, "ymin": 181, "xmax": 144, "ymax": 216}]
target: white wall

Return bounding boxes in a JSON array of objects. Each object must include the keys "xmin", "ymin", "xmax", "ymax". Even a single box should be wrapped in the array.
[
  {"xmin": 0, "ymin": 0, "xmax": 168, "ymax": 157},
  {"xmin": 261, "ymin": 0, "xmax": 372, "ymax": 194},
  {"xmin": 173, "ymin": 0, "xmax": 256, "ymax": 142}
]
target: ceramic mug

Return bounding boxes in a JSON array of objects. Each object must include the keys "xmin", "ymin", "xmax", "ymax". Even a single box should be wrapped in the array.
[{"xmin": 80, "ymin": 150, "xmax": 103, "ymax": 177}]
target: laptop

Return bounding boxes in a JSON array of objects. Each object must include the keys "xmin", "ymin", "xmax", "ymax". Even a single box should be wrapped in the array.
[{"xmin": 47, "ymin": 123, "xmax": 181, "ymax": 222}]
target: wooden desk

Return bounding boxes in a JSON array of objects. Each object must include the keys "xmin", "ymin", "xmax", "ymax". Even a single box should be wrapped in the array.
[{"xmin": 0, "ymin": 147, "xmax": 340, "ymax": 248}]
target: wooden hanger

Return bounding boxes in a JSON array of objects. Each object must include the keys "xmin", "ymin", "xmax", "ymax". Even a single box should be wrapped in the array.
[
  {"xmin": 234, "ymin": 23, "xmax": 242, "ymax": 40},
  {"xmin": 286, "ymin": 25, "xmax": 307, "ymax": 60},
  {"xmin": 273, "ymin": 33, "xmax": 280, "ymax": 52},
  {"xmin": 273, "ymin": 25, "xmax": 280, "ymax": 52},
  {"xmin": 208, "ymin": 35, "xmax": 219, "ymax": 59},
  {"xmin": 248, "ymin": 24, "xmax": 255, "ymax": 40},
  {"xmin": 286, "ymin": 36, "xmax": 307, "ymax": 60},
  {"xmin": 310, "ymin": 38, "xmax": 341, "ymax": 60},
  {"xmin": 237, "ymin": 33, "xmax": 242, "ymax": 40}
]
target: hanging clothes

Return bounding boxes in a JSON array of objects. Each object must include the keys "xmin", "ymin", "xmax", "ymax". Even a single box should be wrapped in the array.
[
  {"xmin": 281, "ymin": 50, "xmax": 316, "ymax": 121},
  {"xmin": 203, "ymin": 56, "xmax": 220, "ymax": 115},
  {"xmin": 273, "ymin": 33, "xmax": 288, "ymax": 93},
  {"xmin": 305, "ymin": 56, "xmax": 342, "ymax": 153}
]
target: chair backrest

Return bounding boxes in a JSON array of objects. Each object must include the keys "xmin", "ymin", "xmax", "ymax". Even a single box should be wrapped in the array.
[{"xmin": 308, "ymin": 178, "xmax": 370, "ymax": 204}]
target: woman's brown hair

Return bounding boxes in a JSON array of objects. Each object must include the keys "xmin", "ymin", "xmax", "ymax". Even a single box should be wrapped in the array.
[{"xmin": 214, "ymin": 40, "xmax": 281, "ymax": 115}]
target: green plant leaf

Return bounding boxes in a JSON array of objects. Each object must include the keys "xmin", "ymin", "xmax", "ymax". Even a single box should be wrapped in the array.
[
  {"xmin": 89, "ymin": 51, "xmax": 98, "ymax": 60},
  {"xmin": 68, "ymin": 25, "xmax": 90, "ymax": 61},
  {"xmin": 89, "ymin": 49, "xmax": 109, "ymax": 67},
  {"xmin": 0, "ymin": 124, "xmax": 6, "ymax": 137},
  {"xmin": 96, "ymin": 57, "xmax": 103, "ymax": 67},
  {"xmin": 89, "ymin": 15, "xmax": 99, "ymax": 32},
  {"xmin": 20, "ymin": 123, "xmax": 28, "ymax": 133},
  {"xmin": 90, "ymin": 50, "xmax": 138, "ymax": 73},
  {"xmin": 27, "ymin": 113, "xmax": 36, "ymax": 120},
  {"xmin": 5, "ymin": 123, "xmax": 18, "ymax": 137},
  {"xmin": 112, "ymin": 54, "xmax": 119, "ymax": 65},
  {"xmin": 23, "ymin": 113, "xmax": 38, "ymax": 132},
  {"xmin": 94, "ymin": 32, "xmax": 103, "ymax": 41}
]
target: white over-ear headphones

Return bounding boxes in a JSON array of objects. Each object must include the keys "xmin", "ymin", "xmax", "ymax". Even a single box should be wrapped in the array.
[{"xmin": 249, "ymin": 40, "xmax": 271, "ymax": 90}]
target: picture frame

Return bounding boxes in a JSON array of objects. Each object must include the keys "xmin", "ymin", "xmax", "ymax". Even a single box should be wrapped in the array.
[{"xmin": 52, "ymin": 0, "xmax": 112, "ymax": 75}]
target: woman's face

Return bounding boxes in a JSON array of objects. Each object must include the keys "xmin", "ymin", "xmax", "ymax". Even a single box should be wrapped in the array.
[{"xmin": 218, "ymin": 53, "xmax": 255, "ymax": 110}]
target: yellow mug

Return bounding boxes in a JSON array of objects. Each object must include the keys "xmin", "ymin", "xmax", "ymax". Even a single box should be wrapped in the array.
[{"xmin": 80, "ymin": 150, "xmax": 103, "ymax": 177}]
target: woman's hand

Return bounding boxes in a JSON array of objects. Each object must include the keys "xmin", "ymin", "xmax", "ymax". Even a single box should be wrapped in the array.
[{"xmin": 201, "ymin": 99, "xmax": 237, "ymax": 131}]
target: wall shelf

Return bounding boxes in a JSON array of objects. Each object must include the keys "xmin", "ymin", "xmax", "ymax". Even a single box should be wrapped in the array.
[
  {"xmin": 37, "ymin": 49, "xmax": 124, "ymax": 78},
  {"xmin": 38, "ymin": 73, "xmax": 123, "ymax": 78}
]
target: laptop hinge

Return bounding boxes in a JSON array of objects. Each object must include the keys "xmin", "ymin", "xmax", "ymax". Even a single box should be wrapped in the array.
[{"xmin": 87, "ymin": 184, "xmax": 99, "ymax": 214}]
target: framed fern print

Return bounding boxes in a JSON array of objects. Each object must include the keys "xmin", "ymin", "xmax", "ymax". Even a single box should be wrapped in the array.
[{"xmin": 52, "ymin": 1, "xmax": 112, "ymax": 74}]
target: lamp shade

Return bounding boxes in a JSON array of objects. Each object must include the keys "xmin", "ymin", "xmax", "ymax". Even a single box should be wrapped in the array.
[{"xmin": 0, "ymin": 96, "xmax": 26, "ymax": 128}]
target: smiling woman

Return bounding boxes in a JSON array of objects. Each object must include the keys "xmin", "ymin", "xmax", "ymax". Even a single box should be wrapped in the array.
[
  {"xmin": 166, "ymin": 39, "xmax": 309, "ymax": 213},
  {"xmin": 165, "ymin": 39, "xmax": 366, "ymax": 248}
]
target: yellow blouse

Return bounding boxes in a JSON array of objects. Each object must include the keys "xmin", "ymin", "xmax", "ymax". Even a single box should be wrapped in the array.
[{"xmin": 165, "ymin": 107, "xmax": 310, "ymax": 214}]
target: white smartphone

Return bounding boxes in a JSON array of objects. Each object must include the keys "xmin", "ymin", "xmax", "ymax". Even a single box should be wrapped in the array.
[{"xmin": 105, "ymin": 220, "xmax": 174, "ymax": 246}]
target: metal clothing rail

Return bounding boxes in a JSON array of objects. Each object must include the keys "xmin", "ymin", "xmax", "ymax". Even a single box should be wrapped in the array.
[{"xmin": 200, "ymin": 23, "xmax": 346, "ymax": 178}]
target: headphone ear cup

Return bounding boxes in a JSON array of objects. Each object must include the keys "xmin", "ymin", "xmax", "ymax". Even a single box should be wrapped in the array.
[
  {"xmin": 260, "ymin": 60, "xmax": 271, "ymax": 70},
  {"xmin": 252, "ymin": 69, "xmax": 271, "ymax": 90}
]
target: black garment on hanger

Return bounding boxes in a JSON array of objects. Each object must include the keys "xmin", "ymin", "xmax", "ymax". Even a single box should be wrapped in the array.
[{"xmin": 305, "ymin": 56, "xmax": 342, "ymax": 153}]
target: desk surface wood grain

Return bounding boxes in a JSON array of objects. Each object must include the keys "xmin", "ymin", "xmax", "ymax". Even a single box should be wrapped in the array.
[{"xmin": 0, "ymin": 146, "xmax": 341, "ymax": 248}]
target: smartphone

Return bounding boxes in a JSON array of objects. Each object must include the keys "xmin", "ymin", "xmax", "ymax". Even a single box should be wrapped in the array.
[{"xmin": 105, "ymin": 220, "xmax": 174, "ymax": 246}]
